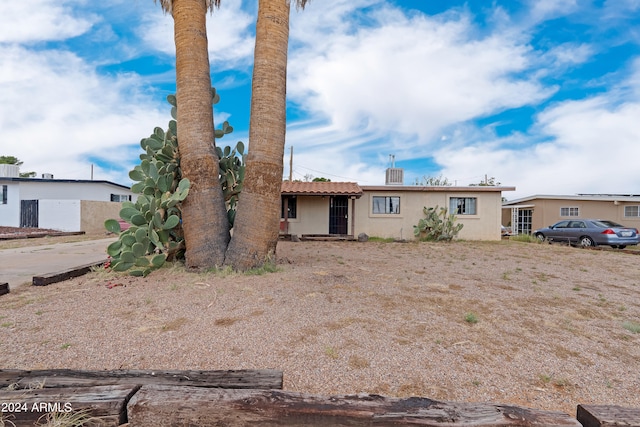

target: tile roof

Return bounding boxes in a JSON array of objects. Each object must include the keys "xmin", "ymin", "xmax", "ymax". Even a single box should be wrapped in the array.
[{"xmin": 281, "ymin": 181, "xmax": 363, "ymax": 197}]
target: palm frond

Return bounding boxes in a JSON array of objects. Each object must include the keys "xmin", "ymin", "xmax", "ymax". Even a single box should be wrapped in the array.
[
  {"xmin": 292, "ymin": 0, "xmax": 311, "ymax": 10},
  {"xmin": 154, "ymin": 0, "xmax": 221, "ymax": 15}
]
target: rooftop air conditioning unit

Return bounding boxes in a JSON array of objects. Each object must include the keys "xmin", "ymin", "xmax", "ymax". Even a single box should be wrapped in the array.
[
  {"xmin": 0, "ymin": 164, "xmax": 20, "ymax": 178},
  {"xmin": 385, "ymin": 168, "xmax": 404, "ymax": 185},
  {"xmin": 42, "ymin": 173, "xmax": 54, "ymax": 179}
]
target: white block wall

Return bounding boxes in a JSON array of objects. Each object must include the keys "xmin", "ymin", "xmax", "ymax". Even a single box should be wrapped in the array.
[
  {"xmin": 39, "ymin": 200, "xmax": 81, "ymax": 232},
  {"xmin": 0, "ymin": 184, "xmax": 20, "ymax": 227}
]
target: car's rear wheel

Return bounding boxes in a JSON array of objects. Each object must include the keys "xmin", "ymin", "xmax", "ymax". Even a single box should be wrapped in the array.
[
  {"xmin": 618, "ymin": 245, "xmax": 626, "ymax": 249},
  {"xmin": 534, "ymin": 232, "xmax": 545, "ymax": 242},
  {"xmin": 579, "ymin": 236, "xmax": 595, "ymax": 247}
]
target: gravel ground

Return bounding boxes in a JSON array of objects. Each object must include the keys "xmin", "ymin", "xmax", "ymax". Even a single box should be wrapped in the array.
[{"xmin": 1, "ymin": 238, "xmax": 639, "ymax": 417}]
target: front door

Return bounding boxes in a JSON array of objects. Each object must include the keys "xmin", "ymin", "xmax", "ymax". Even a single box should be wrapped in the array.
[
  {"xmin": 20, "ymin": 200, "xmax": 39, "ymax": 228},
  {"xmin": 329, "ymin": 196, "xmax": 348, "ymax": 235},
  {"xmin": 517, "ymin": 209, "xmax": 533, "ymax": 235}
]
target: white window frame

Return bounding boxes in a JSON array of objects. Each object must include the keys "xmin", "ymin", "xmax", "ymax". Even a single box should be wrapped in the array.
[
  {"xmin": 624, "ymin": 205, "xmax": 640, "ymax": 218},
  {"xmin": 110, "ymin": 194, "xmax": 131, "ymax": 202},
  {"xmin": 450, "ymin": 197, "xmax": 477, "ymax": 215},
  {"xmin": 560, "ymin": 207, "xmax": 579, "ymax": 217}
]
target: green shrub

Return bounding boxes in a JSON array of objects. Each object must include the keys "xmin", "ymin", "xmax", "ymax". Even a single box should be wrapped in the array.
[
  {"xmin": 464, "ymin": 312, "xmax": 479, "ymax": 324},
  {"xmin": 623, "ymin": 321, "xmax": 640, "ymax": 334}
]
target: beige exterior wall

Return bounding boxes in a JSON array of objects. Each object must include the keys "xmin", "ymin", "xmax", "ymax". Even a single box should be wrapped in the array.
[
  {"xmin": 281, "ymin": 196, "xmax": 332, "ymax": 235},
  {"xmin": 353, "ymin": 189, "xmax": 503, "ymax": 241},
  {"xmin": 503, "ymin": 198, "xmax": 640, "ymax": 233},
  {"xmin": 81, "ymin": 200, "xmax": 123, "ymax": 234}
]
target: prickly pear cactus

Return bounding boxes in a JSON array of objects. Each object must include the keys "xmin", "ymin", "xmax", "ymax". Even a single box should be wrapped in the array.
[
  {"xmin": 104, "ymin": 89, "xmax": 245, "ymax": 276},
  {"xmin": 413, "ymin": 205, "xmax": 463, "ymax": 242}
]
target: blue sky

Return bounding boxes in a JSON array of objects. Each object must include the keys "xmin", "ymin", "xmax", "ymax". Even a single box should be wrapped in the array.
[{"xmin": 1, "ymin": 0, "xmax": 640, "ymax": 200}]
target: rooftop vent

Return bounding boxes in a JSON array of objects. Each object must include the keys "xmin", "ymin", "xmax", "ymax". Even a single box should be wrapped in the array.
[{"xmin": 385, "ymin": 154, "xmax": 403, "ymax": 185}]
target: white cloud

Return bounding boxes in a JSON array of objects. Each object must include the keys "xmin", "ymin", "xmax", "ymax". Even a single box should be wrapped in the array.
[
  {"xmin": 139, "ymin": 0, "xmax": 255, "ymax": 70},
  {"xmin": 286, "ymin": 2, "xmax": 553, "ymax": 177},
  {"xmin": 0, "ymin": 0, "xmax": 96, "ymax": 43},
  {"xmin": 0, "ymin": 44, "xmax": 166, "ymax": 183},
  {"xmin": 526, "ymin": 0, "xmax": 579, "ymax": 22},
  {"xmin": 435, "ymin": 67, "xmax": 640, "ymax": 199}
]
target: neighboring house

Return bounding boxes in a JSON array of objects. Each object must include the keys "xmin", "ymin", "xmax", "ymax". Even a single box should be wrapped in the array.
[
  {"xmin": 281, "ymin": 178, "xmax": 515, "ymax": 241},
  {"xmin": 0, "ymin": 175, "xmax": 134, "ymax": 233},
  {"xmin": 502, "ymin": 194, "xmax": 640, "ymax": 235}
]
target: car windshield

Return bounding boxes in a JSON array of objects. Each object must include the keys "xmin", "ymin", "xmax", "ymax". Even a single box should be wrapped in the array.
[{"xmin": 592, "ymin": 220, "xmax": 624, "ymax": 228}]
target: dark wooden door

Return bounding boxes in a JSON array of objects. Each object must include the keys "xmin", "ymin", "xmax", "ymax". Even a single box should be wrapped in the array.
[
  {"xmin": 329, "ymin": 196, "xmax": 348, "ymax": 235},
  {"xmin": 20, "ymin": 200, "xmax": 39, "ymax": 228}
]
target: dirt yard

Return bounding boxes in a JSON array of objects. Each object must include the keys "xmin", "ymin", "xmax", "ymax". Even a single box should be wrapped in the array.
[{"xmin": 1, "ymin": 235, "xmax": 639, "ymax": 417}]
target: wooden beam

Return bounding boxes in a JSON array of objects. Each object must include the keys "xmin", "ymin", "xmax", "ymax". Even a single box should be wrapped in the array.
[
  {"xmin": 0, "ymin": 369, "xmax": 283, "ymax": 390},
  {"xmin": 127, "ymin": 387, "xmax": 582, "ymax": 426},
  {"xmin": 32, "ymin": 261, "xmax": 107, "ymax": 286},
  {"xmin": 0, "ymin": 231, "xmax": 85, "ymax": 241},
  {"xmin": 0, "ymin": 384, "xmax": 137, "ymax": 426},
  {"xmin": 577, "ymin": 404, "xmax": 640, "ymax": 427}
]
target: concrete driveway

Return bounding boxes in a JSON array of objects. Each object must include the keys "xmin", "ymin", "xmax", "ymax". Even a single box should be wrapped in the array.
[{"xmin": 0, "ymin": 238, "xmax": 116, "ymax": 291}]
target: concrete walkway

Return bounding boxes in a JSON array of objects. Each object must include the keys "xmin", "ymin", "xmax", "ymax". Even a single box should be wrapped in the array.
[{"xmin": 0, "ymin": 238, "xmax": 116, "ymax": 291}]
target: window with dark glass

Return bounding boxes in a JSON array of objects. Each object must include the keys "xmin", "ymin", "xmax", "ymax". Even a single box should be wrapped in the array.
[
  {"xmin": 372, "ymin": 196, "xmax": 400, "ymax": 214},
  {"xmin": 111, "ymin": 194, "xmax": 131, "ymax": 202},
  {"xmin": 281, "ymin": 196, "xmax": 297, "ymax": 219},
  {"xmin": 1, "ymin": 185, "xmax": 7, "ymax": 204}
]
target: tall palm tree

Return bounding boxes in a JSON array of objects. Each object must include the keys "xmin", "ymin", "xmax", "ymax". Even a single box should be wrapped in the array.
[
  {"xmin": 155, "ymin": 0, "xmax": 230, "ymax": 269},
  {"xmin": 224, "ymin": 0, "xmax": 310, "ymax": 270}
]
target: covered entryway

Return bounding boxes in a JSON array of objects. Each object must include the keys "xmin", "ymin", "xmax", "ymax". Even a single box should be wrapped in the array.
[{"xmin": 280, "ymin": 181, "xmax": 363, "ymax": 239}]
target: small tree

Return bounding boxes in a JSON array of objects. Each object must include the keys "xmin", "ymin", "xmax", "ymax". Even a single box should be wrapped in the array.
[
  {"xmin": 413, "ymin": 205, "xmax": 463, "ymax": 242},
  {"xmin": 415, "ymin": 174, "xmax": 452, "ymax": 186},
  {"xmin": 470, "ymin": 175, "xmax": 501, "ymax": 186},
  {"xmin": 0, "ymin": 156, "xmax": 22, "ymax": 165}
]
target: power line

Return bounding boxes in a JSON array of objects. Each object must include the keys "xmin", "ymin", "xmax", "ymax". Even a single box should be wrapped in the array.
[{"xmin": 292, "ymin": 164, "xmax": 373, "ymax": 183}]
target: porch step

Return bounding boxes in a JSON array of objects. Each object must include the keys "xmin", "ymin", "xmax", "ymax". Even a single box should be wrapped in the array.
[{"xmin": 300, "ymin": 234, "xmax": 355, "ymax": 241}]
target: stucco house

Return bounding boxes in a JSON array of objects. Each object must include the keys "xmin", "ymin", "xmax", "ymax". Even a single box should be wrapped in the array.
[
  {"xmin": 502, "ymin": 194, "xmax": 640, "ymax": 235},
  {"xmin": 1, "ymin": 163, "xmax": 516, "ymax": 240},
  {"xmin": 281, "ymin": 178, "xmax": 515, "ymax": 241},
  {"xmin": 0, "ymin": 166, "xmax": 133, "ymax": 233}
]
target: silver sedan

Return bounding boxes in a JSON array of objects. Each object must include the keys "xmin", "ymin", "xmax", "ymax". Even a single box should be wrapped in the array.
[{"xmin": 533, "ymin": 219, "xmax": 640, "ymax": 249}]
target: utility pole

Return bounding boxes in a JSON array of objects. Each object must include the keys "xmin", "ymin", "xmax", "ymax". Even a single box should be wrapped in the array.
[{"xmin": 289, "ymin": 146, "xmax": 293, "ymax": 181}]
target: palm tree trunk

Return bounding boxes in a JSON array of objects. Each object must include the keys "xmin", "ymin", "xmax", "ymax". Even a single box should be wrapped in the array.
[
  {"xmin": 224, "ymin": 0, "xmax": 291, "ymax": 270},
  {"xmin": 173, "ymin": 0, "xmax": 230, "ymax": 268}
]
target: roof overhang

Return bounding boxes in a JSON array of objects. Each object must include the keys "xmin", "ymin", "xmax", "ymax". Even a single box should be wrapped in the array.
[
  {"xmin": 361, "ymin": 185, "xmax": 516, "ymax": 192},
  {"xmin": 502, "ymin": 204, "xmax": 535, "ymax": 209},
  {"xmin": 281, "ymin": 181, "xmax": 363, "ymax": 198}
]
